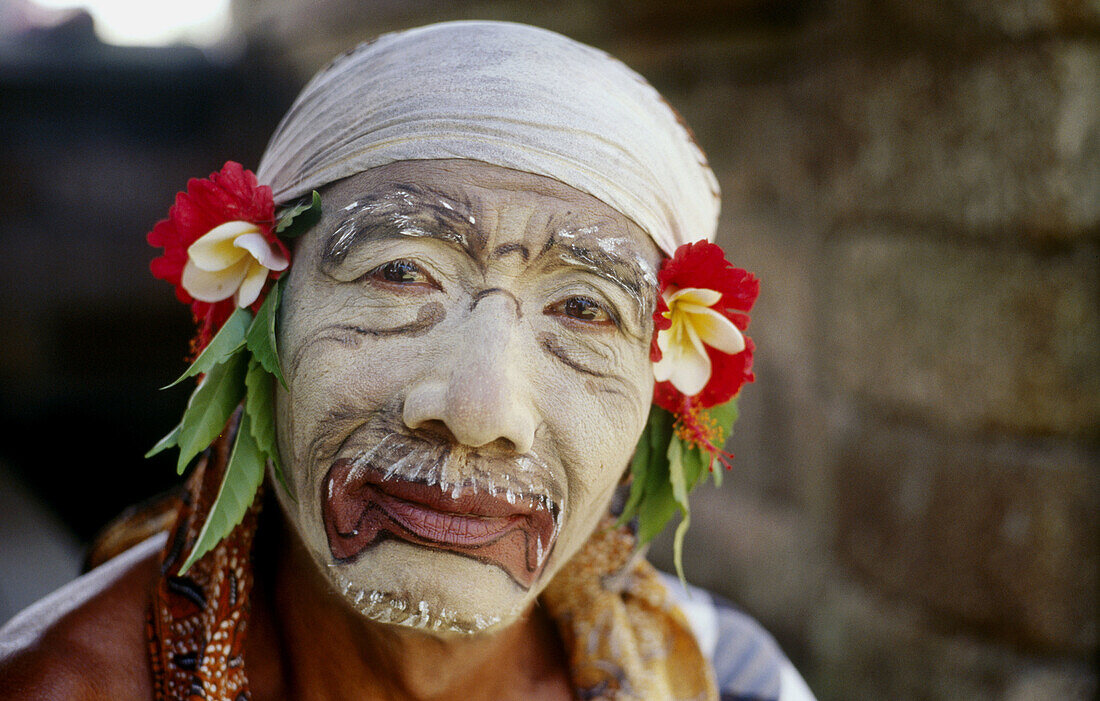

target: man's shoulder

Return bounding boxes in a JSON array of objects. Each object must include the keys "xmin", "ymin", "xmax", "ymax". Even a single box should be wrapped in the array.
[{"xmin": 0, "ymin": 533, "xmax": 165, "ymax": 700}]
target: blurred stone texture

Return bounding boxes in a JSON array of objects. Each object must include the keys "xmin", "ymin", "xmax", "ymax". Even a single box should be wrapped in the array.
[
  {"xmin": 225, "ymin": 0, "xmax": 1100, "ymax": 697},
  {"xmin": 0, "ymin": 15, "xmax": 298, "ymax": 539}
]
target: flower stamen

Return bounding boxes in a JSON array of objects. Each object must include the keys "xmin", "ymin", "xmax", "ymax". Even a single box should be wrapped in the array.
[{"xmin": 673, "ymin": 397, "xmax": 735, "ymax": 472}]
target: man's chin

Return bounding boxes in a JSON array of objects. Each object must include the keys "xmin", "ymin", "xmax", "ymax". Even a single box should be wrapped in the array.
[{"xmin": 322, "ymin": 539, "xmax": 534, "ymax": 635}]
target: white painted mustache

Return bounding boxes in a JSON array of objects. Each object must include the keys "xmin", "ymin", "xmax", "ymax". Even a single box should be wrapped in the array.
[{"xmin": 341, "ymin": 428, "xmax": 566, "ymax": 519}]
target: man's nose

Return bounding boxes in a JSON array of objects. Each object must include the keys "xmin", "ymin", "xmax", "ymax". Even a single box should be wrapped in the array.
[{"xmin": 402, "ymin": 293, "xmax": 537, "ymax": 454}]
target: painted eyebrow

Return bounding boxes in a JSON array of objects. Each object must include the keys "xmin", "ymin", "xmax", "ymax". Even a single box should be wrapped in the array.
[
  {"xmin": 321, "ymin": 184, "xmax": 480, "ymax": 267},
  {"xmin": 535, "ymin": 229, "xmax": 655, "ymax": 321}
]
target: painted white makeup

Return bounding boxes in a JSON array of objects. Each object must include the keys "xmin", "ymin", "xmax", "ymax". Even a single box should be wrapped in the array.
[{"xmin": 274, "ymin": 159, "xmax": 662, "ymax": 635}]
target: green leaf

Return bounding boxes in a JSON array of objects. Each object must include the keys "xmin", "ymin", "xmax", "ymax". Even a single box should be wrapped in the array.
[
  {"xmin": 636, "ymin": 476, "xmax": 676, "ymax": 544},
  {"xmin": 178, "ymin": 412, "xmax": 266, "ymax": 575},
  {"xmin": 668, "ymin": 438, "xmax": 688, "ymax": 507},
  {"xmin": 244, "ymin": 356, "xmax": 291, "ymax": 497},
  {"xmin": 616, "ymin": 438, "xmax": 650, "ymax": 529},
  {"xmin": 618, "ymin": 407, "xmax": 658, "ymax": 525},
  {"xmin": 618, "ymin": 399, "xmax": 743, "ymax": 582},
  {"xmin": 617, "ymin": 406, "xmax": 673, "ymax": 530},
  {"xmin": 245, "ymin": 276, "xmax": 286, "ymax": 389},
  {"xmin": 145, "ymin": 423, "xmax": 181, "ymax": 458},
  {"xmin": 706, "ymin": 397, "xmax": 739, "ymax": 487},
  {"xmin": 680, "ymin": 443, "xmax": 710, "ymax": 493},
  {"xmin": 667, "ymin": 437, "xmax": 693, "ymax": 585},
  {"xmin": 708, "ymin": 397, "xmax": 740, "ymax": 445},
  {"xmin": 636, "ymin": 413, "xmax": 676, "ymax": 543},
  {"xmin": 162, "ymin": 307, "xmax": 252, "ymax": 389},
  {"xmin": 275, "ymin": 190, "xmax": 322, "ymax": 237},
  {"xmin": 672, "ymin": 506, "xmax": 691, "ymax": 586},
  {"xmin": 175, "ymin": 351, "xmax": 248, "ymax": 474}
]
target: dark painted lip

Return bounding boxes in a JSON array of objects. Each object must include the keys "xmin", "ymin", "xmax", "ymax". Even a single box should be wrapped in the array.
[
  {"xmin": 322, "ymin": 458, "xmax": 558, "ymax": 589},
  {"xmin": 335, "ymin": 464, "xmax": 548, "ymax": 520}
]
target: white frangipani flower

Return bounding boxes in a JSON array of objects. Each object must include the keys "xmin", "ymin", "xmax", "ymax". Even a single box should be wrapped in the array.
[
  {"xmin": 652, "ymin": 286, "xmax": 745, "ymax": 396},
  {"xmin": 181, "ymin": 221, "xmax": 289, "ymax": 307}
]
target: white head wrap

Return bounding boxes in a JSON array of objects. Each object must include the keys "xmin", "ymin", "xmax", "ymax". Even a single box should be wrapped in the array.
[{"xmin": 257, "ymin": 21, "xmax": 719, "ymax": 255}]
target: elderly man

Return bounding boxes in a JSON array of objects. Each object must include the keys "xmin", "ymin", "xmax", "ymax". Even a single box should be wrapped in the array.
[{"xmin": 0, "ymin": 21, "xmax": 813, "ymax": 701}]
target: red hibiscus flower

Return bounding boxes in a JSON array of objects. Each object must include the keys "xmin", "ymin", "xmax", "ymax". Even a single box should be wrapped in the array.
[
  {"xmin": 147, "ymin": 162, "xmax": 288, "ymax": 352},
  {"xmin": 651, "ymin": 240, "xmax": 758, "ymax": 412}
]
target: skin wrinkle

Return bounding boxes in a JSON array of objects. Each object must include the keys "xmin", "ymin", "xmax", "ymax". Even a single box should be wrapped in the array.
[
  {"xmin": 289, "ymin": 301, "xmax": 446, "ymax": 377},
  {"xmin": 289, "ymin": 327, "xmax": 359, "ymax": 378},
  {"xmin": 557, "ymin": 243, "xmax": 651, "ymax": 332},
  {"xmin": 537, "ymin": 332, "xmax": 612, "ymax": 379},
  {"xmin": 311, "ymin": 401, "xmax": 414, "ymax": 471},
  {"xmin": 304, "ymin": 403, "xmax": 379, "ymax": 485},
  {"xmin": 273, "ymin": 159, "xmax": 661, "ymax": 637},
  {"xmin": 536, "ymin": 290, "xmax": 635, "ymax": 388},
  {"xmin": 337, "ymin": 300, "xmax": 447, "ymax": 338},
  {"xmin": 584, "ymin": 377, "xmax": 625, "ymax": 397}
]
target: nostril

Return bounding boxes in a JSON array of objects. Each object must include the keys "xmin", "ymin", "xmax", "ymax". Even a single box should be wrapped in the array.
[
  {"xmin": 409, "ymin": 419, "xmax": 458, "ymax": 444},
  {"xmin": 478, "ymin": 436, "xmax": 523, "ymax": 455},
  {"xmin": 402, "ymin": 362, "xmax": 537, "ymax": 454},
  {"xmin": 414, "ymin": 420, "xmax": 523, "ymax": 454}
]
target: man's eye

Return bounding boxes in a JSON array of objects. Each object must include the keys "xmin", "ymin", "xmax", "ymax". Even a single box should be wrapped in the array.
[
  {"xmin": 547, "ymin": 296, "xmax": 614, "ymax": 326},
  {"xmin": 368, "ymin": 260, "xmax": 436, "ymax": 287}
]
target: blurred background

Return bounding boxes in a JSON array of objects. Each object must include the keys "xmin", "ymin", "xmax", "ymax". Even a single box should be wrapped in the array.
[{"xmin": 0, "ymin": 1, "xmax": 1096, "ymax": 698}]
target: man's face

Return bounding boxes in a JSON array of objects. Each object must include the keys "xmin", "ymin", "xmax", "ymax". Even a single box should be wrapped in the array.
[{"xmin": 274, "ymin": 160, "xmax": 661, "ymax": 634}]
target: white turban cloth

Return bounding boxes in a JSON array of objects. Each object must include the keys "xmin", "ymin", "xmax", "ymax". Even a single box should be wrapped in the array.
[{"xmin": 257, "ymin": 20, "xmax": 719, "ymax": 256}]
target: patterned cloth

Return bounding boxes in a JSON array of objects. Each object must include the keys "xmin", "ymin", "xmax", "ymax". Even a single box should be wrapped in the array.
[
  {"xmin": 146, "ymin": 417, "xmax": 261, "ymax": 701},
  {"xmin": 144, "ymin": 425, "xmax": 809, "ymax": 701},
  {"xmin": 541, "ymin": 519, "xmax": 718, "ymax": 700}
]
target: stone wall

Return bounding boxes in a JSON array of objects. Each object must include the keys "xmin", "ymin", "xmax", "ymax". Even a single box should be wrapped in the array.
[
  {"xmin": 0, "ymin": 16, "xmax": 299, "ymax": 539},
  {"xmin": 232, "ymin": 1, "xmax": 1099, "ymax": 697}
]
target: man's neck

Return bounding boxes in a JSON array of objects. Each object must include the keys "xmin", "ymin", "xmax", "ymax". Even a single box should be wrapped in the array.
[{"xmin": 247, "ymin": 519, "xmax": 573, "ymax": 701}]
